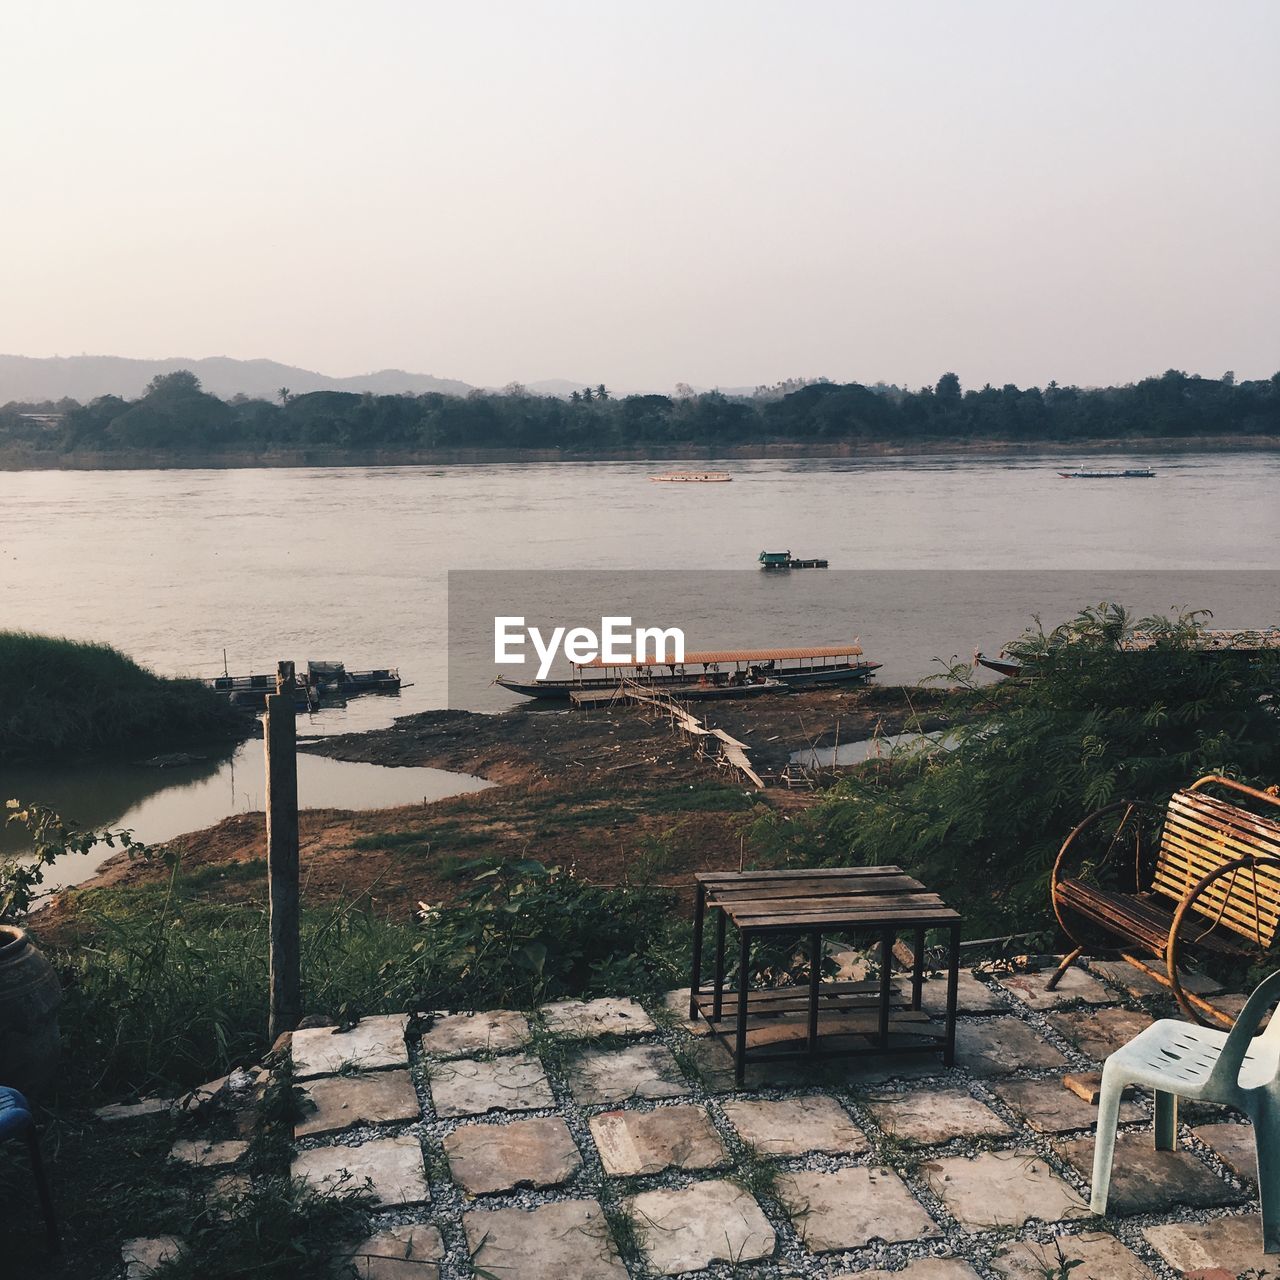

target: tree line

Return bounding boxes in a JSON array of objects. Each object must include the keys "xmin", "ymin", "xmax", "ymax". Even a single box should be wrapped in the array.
[{"xmin": 1, "ymin": 367, "xmax": 1277, "ymax": 455}]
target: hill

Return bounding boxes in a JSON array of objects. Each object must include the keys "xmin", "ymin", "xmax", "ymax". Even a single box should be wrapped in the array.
[{"xmin": 0, "ymin": 354, "xmax": 473, "ymax": 403}]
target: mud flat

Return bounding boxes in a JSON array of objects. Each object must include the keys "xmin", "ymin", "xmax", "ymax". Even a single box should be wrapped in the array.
[{"xmin": 45, "ymin": 686, "xmax": 951, "ymax": 921}]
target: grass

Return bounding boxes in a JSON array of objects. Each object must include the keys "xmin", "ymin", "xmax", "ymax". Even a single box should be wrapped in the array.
[{"xmin": 0, "ymin": 631, "xmax": 248, "ymax": 765}]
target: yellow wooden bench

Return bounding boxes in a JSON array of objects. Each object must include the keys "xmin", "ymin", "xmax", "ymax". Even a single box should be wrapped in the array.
[{"xmin": 1048, "ymin": 774, "xmax": 1280, "ymax": 1026}]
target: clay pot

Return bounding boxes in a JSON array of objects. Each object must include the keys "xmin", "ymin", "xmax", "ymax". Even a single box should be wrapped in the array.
[{"xmin": 0, "ymin": 925, "xmax": 62, "ymax": 1092}]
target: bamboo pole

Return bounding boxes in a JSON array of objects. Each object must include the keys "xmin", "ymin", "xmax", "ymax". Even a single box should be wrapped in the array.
[{"xmin": 266, "ymin": 660, "xmax": 301, "ymax": 1039}]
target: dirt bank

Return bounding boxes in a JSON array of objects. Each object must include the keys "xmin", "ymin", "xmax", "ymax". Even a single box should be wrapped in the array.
[{"xmin": 42, "ymin": 685, "xmax": 951, "ymax": 926}]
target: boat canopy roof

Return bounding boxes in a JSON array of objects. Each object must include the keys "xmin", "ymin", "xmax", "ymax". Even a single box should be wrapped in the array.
[{"xmin": 578, "ymin": 643, "xmax": 863, "ymax": 669}]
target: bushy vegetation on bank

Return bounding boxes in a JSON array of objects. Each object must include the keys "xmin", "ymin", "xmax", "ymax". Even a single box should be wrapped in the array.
[
  {"xmin": 3, "ymin": 366, "xmax": 1278, "ymax": 457},
  {"xmin": 0, "ymin": 631, "xmax": 248, "ymax": 764},
  {"xmin": 753, "ymin": 606, "xmax": 1280, "ymax": 935}
]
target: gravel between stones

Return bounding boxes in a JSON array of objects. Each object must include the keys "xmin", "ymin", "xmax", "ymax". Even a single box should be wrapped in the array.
[{"xmin": 210, "ymin": 962, "xmax": 1265, "ymax": 1279}]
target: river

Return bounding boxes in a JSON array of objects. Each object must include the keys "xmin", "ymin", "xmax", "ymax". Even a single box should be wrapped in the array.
[{"xmin": 1, "ymin": 451, "xmax": 1277, "ymax": 851}]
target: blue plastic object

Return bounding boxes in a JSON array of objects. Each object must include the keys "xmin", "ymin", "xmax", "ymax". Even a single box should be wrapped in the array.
[
  {"xmin": 0, "ymin": 1084, "xmax": 34, "ymax": 1140},
  {"xmin": 0, "ymin": 1082, "xmax": 58, "ymax": 1250}
]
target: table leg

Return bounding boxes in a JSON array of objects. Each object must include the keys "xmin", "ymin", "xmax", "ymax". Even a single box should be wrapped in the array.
[
  {"xmin": 944, "ymin": 923, "xmax": 960, "ymax": 1067},
  {"xmin": 712, "ymin": 909, "xmax": 727, "ymax": 1022},
  {"xmin": 879, "ymin": 927, "xmax": 893, "ymax": 1047},
  {"xmin": 807, "ymin": 929, "xmax": 821, "ymax": 1055},
  {"xmin": 689, "ymin": 882, "xmax": 705, "ymax": 1020},
  {"xmin": 735, "ymin": 928, "xmax": 750, "ymax": 1087},
  {"xmin": 912, "ymin": 926, "xmax": 925, "ymax": 1010}
]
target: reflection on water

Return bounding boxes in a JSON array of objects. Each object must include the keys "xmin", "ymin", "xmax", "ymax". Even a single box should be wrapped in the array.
[{"xmin": 1, "ymin": 739, "xmax": 492, "ymax": 893}]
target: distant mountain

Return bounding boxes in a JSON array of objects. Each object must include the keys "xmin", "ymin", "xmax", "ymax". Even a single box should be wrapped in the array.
[{"xmin": 0, "ymin": 354, "xmax": 473, "ymax": 404}]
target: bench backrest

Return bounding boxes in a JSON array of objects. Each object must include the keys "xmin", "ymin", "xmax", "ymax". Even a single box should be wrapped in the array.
[{"xmin": 1151, "ymin": 782, "xmax": 1280, "ymax": 946}]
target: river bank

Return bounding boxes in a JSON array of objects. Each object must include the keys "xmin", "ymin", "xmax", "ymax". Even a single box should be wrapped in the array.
[
  {"xmin": 1, "ymin": 434, "xmax": 1277, "ymax": 471},
  {"xmin": 33, "ymin": 685, "xmax": 950, "ymax": 933}
]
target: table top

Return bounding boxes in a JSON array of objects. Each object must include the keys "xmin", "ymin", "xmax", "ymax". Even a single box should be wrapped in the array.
[{"xmin": 698, "ymin": 866, "xmax": 961, "ymax": 930}]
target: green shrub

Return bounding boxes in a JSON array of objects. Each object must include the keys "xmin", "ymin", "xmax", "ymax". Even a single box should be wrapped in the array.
[
  {"xmin": 0, "ymin": 630, "xmax": 247, "ymax": 763},
  {"xmin": 753, "ymin": 605, "xmax": 1280, "ymax": 935}
]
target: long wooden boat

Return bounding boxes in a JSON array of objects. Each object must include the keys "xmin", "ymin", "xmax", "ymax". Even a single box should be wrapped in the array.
[
  {"xmin": 976, "ymin": 629, "xmax": 1280, "ymax": 679},
  {"xmin": 1058, "ymin": 468, "xmax": 1155, "ymax": 479},
  {"xmin": 495, "ymin": 644, "xmax": 880, "ymax": 701},
  {"xmin": 650, "ymin": 470, "xmax": 732, "ymax": 483}
]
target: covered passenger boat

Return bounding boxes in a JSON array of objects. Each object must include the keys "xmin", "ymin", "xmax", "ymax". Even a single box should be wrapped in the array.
[{"xmin": 494, "ymin": 643, "xmax": 880, "ymax": 701}]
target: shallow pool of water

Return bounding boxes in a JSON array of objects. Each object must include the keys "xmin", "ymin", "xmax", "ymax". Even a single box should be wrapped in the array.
[
  {"xmin": 2, "ymin": 739, "xmax": 491, "ymax": 893},
  {"xmin": 790, "ymin": 729, "xmax": 958, "ymax": 768}
]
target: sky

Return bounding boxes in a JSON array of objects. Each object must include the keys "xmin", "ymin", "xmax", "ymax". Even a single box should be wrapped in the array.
[{"xmin": 1, "ymin": 1, "xmax": 1277, "ymax": 393}]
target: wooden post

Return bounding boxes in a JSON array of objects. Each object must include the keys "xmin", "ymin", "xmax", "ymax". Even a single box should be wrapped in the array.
[{"xmin": 266, "ymin": 660, "xmax": 300, "ymax": 1039}]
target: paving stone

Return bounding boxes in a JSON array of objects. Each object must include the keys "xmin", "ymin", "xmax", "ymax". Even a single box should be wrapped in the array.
[
  {"xmin": 122, "ymin": 1236, "xmax": 183, "ymax": 1279},
  {"xmin": 627, "ymin": 1178, "xmax": 776, "ymax": 1274},
  {"xmin": 991, "ymin": 1078, "xmax": 1146, "ymax": 1134},
  {"xmin": 996, "ymin": 965, "xmax": 1113, "ymax": 1010},
  {"xmin": 780, "ymin": 1166, "xmax": 940, "ymax": 1252},
  {"xmin": 1088, "ymin": 959, "xmax": 1222, "ymax": 1001},
  {"xmin": 991, "ymin": 1231, "xmax": 1156, "ymax": 1279},
  {"xmin": 291, "ymin": 1014, "xmax": 409, "ymax": 1079},
  {"xmin": 443, "ymin": 1116, "xmax": 582, "ymax": 1194},
  {"xmin": 463, "ymin": 1199, "xmax": 628, "ymax": 1280},
  {"xmin": 296, "ymin": 1069, "xmax": 421, "ymax": 1137},
  {"xmin": 721, "ymin": 1094, "xmax": 869, "ymax": 1156},
  {"xmin": 919, "ymin": 971, "xmax": 1008, "ymax": 1015},
  {"xmin": 1145, "ymin": 1214, "xmax": 1272, "ymax": 1278},
  {"xmin": 953, "ymin": 1016, "xmax": 1067, "ymax": 1076},
  {"xmin": 686, "ymin": 1035, "xmax": 821, "ymax": 1091},
  {"xmin": 428, "ymin": 1052, "xmax": 554, "ymax": 1117},
  {"xmin": 565, "ymin": 1042, "xmax": 688, "ymax": 1106},
  {"xmin": 1056, "ymin": 1131, "xmax": 1243, "ymax": 1215},
  {"xmin": 589, "ymin": 1104, "xmax": 728, "ymax": 1175},
  {"xmin": 540, "ymin": 996, "xmax": 656, "ymax": 1038},
  {"xmin": 419, "ymin": 1010, "xmax": 531, "ymax": 1058},
  {"xmin": 168, "ymin": 1137, "xmax": 249, "ymax": 1168},
  {"xmin": 661, "ymin": 987, "xmax": 711, "ymax": 1035},
  {"xmin": 95, "ymin": 1097, "xmax": 173, "ymax": 1123},
  {"xmin": 1049, "ymin": 1006, "xmax": 1153, "ymax": 1060},
  {"xmin": 922, "ymin": 1149, "xmax": 1089, "ymax": 1230},
  {"xmin": 1193, "ymin": 1121, "xmax": 1258, "ymax": 1181},
  {"xmin": 1209, "ymin": 991, "xmax": 1270, "ymax": 1028},
  {"xmin": 839, "ymin": 1260, "xmax": 981, "ymax": 1280},
  {"xmin": 347, "ymin": 1223, "xmax": 444, "ymax": 1280},
  {"xmin": 291, "ymin": 1134, "xmax": 428, "ymax": 1207},
  {"xmin": 866, "ymin": 1086, "xmax": 1011, "ymax": 1143}
]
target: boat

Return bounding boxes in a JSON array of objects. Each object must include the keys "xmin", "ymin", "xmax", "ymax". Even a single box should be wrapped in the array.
[
  {"xmin": 204, "ymin": 661, "xmax": 402, "ymax": 710},
  {"xmin": 571, "ymin": 677, "xmax": 786, "ymax": 705},
  {"xmin": 650, "ymin": 471, "xmax": 732, "ymax": 483},
  {"xmin": 973, "ymin": 651, "xmax": 1026, "ymax": 678},
  {"xmin": 495, "ymin": 644, "xmax": 880, "ymax": 701},
  {"xmin": 759, "ymin": 550, "xmax": 829, "ymax": 570},
  {"xmin": 975, "ymin": 628, "xmax": 1280, "ymax": 679},
  {"xmin": 1058, "ymin": 468, "xmax": 1155, "ymax": 479},
  {"xmin": 306, "ymin": 661, "xmax": 402, "ymax": 696}
]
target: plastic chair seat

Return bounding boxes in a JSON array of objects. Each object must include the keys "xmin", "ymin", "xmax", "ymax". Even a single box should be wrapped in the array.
[{"xmin": 1091, "ymin": 970, "xmax": 1280, "ymax": 1252}]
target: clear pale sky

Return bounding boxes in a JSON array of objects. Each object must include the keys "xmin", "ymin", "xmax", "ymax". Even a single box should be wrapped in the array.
[{"xmin": 2, "ymin": 1, "xmax": 1276, "ymax": 392}]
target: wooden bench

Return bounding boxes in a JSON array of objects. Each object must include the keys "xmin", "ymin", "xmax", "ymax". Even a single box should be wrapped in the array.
[{"xmin": 1049, "ymin": 774, "xmax": 1280, "ymax": 1026}]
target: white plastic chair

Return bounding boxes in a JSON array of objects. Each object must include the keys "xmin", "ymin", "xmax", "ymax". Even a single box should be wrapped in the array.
[{"xmin": 1091, "ymin": 969, "xmax": 1280, "ymax": 1251}]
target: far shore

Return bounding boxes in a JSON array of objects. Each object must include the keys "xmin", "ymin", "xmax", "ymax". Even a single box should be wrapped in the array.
[{"xmin": 1, "ymin": 434, "xmax": 1277, "ymax": 472}]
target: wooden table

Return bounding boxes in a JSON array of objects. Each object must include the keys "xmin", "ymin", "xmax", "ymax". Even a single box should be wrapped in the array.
[{"xmin": 688, "ymin": 867, "xmax": 961, "ymax": 1085}]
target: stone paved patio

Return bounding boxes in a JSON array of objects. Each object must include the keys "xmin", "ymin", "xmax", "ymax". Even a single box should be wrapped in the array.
[{"xmin": 124, "ymin": 957, "xmax": 1278, "ymax": 1278}]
